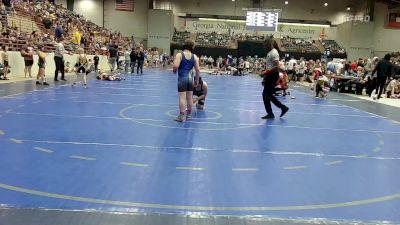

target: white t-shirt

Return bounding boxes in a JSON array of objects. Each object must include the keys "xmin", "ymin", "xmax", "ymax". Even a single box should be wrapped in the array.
[
  {"xmin": 54, "ymin": 43, "xmax": 65, "ymax": 58},
  {"xmin": 298, "ymin": 61, "xmax": 306, "ymax": 74},
  {"xmin": 387, "ymin": 79, "xmax": 399, "ymax": 92},
  {"xmin": 124, "ymin": 50, "xmax": 130, "ymax": 61},
  {"xmin": 288, "ymin": 59, "xmax": 297, "ymax": 71},
  {"xmin": 336, "ymin": 63, "xmax": 344, "ymax": 75},
  {"xmin": 265, "ymin": 48, "xmax": 279, "ymax": 70},
  {"xmin": 245, "ymin": 61, "xmax": 250, "ymax": 69}
]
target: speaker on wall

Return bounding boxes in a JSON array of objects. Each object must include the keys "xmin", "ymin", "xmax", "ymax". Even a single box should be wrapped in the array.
[{"xmin": 253, "ymin": 0, "xmax": 261, "ymax": 8}]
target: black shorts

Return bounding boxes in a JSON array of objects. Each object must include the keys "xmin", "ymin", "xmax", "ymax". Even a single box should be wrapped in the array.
[
  {"xmin": 38, "ymin": 62, "xmax": 45, "ymax": 69},
  {"xmin": 4, "ymin": 60, "xmax": 8, "ymax": 67},
  {"xmin": 24, "ymin": 60, "xmax": 33, "ymax": 67},
  {"xmin": 77, "ymin": 66, "xmax": 86, "ymax": 74},
  {"xmin": 288, "ymin": 70, "xmax": 296, "ymax": 76}
]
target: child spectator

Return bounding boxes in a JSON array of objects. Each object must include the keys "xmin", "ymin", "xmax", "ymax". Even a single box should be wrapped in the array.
[
  {"xmin": 36, "ymin": 45, "xmax": 49, "ymax": 85},
  {"xmin": 1, "ymin": 45, "xmax": 10, "ymax": 80}
]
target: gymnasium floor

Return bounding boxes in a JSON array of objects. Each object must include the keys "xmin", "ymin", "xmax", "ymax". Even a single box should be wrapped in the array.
[{"xmin": 0, "ymin": 70, "xmax": 400, "ymax": 225}]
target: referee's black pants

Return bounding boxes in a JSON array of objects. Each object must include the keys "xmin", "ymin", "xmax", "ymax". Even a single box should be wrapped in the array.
[
  {"xmin": 263, "ymin": 85, "xmax": 284, "ymax": 116},
  {"xmin": 54, "ymin": 56, "xmax": 65, "ymax": 80}
]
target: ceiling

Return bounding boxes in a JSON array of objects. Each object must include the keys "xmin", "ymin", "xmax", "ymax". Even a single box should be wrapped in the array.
[{"xmin": 377, "ymin": 0, "xmax": 400, "ymax": 8}]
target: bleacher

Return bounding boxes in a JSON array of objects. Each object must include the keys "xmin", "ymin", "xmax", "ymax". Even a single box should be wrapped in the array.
[
  {"xmin": 172, "ymin": 31, "xmax": 191, "ymax": 43},
  {"xmin": 281, "ymin": 36, "xmax": 320, "ymax": 53},
  {"xmin": 233, "ymin": 33, "xmax": 266, "ymax": 41},
  {"xmin": 171, "ymin": 30, "xmax": 348, "ymax": 57},
  {"xmin": 195, "ymin": 32, "xmax": 231, "ymax": 48},
  {"xmin": 0, "ymin": 0, "xmax": 128, "ymax": 54},
  {"xmin": 322, "ymin": 40, "xmax": 346, "ymax": 54}
]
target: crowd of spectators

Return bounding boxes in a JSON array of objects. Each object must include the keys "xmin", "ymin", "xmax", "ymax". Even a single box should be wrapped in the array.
[
  {"xmin": 232, "ymin": 33, "xmax": 268, "ymax": 41},
  {"xmin": 198, "ymin": 54, "xmax": 267, "ymax": 76},
  {"xmin": 173, "ymin": 31, "xmax": 337, "ymax": 55},
  {"xmin": 172, "ymin": 31, "xmax": 190, "ymax": 43},
  {"xmin": 0, "ymin": 0, "xmax": 137, "ymax": 54},
  {"xmin": 196, "ymin": 32, "xmax": 232, "ymax": 48},
  {"xmin": 322, "ymin": 40, "xmax": 346, "ymax": 54},
  {"xmin": 282, "ymin": 55, "xmax": 400, "ymax": 99},
  {"xmin": 280, "ymin": 36, "xmax": 320, "ymax": 53},
  {"xmin": 0, "ymin": 0, "xmax": 148, "ymax": 81}
]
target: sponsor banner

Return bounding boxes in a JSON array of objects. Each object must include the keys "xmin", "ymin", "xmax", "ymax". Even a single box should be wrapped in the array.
[{"xmin": 177, "ymin": 19, "xmax": 336, "ymax": 39}]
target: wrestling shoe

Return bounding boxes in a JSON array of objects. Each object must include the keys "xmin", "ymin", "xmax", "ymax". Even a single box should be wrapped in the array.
[{"xmin": 174, "ymin": 114, "xmax": 185, "ymax": 122}]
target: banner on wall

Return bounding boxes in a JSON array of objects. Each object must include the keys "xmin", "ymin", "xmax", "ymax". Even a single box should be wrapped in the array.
[{"xmin": 178, "ymin": 19, "xmax": 336, "ymax": 40}]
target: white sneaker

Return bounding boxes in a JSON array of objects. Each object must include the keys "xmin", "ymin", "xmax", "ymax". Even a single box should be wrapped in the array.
[{"xmin": 174, "ymin": 114, "xmax": 185, "ymax": 122}]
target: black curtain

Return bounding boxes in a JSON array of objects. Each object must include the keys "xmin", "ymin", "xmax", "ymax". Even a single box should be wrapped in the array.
[
  {"xmin": 237, "ymin": 41, "xmax": 267, "ymax": 58},
  {"xmin": 66, "ymin": 0, "xmax": 74, "ymax": 11}
]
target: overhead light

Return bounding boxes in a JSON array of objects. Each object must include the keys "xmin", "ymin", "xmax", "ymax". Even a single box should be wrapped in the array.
[
  {"xmin": 324, "ymin": 2, "xmax": 328, "ymax": 6},
  {"xmin": 232, "ymin": 0, "xmax": 235, "ymax": 1},
  {"xmin": 347, "ymin": 7, "xmax": 351, "ymax": 11},
  {"xmin": 285, "ymin": 1, "xmax": 288, "ymax": 4}
]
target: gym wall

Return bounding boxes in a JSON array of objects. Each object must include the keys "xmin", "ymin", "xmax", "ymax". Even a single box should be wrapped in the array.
[
  {"xmin": 147, "ymin": 9, "xmax": 174, "ymax": 54},
  {"xmin": 335, "ymin": 2, "xmax": 400, "ymax": 59},
  {"xmin": 373, "ymin": 3, "xmax": 400, "ymax": 57},
  {"xmin": 160, "ymin": 0, "xmax": 356, "ymax": 25}
]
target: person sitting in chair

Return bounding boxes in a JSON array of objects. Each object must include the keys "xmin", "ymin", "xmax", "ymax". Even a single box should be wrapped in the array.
[{"xmin": 193, "ymin": 76, "xmax": 208, "ymax": 110}]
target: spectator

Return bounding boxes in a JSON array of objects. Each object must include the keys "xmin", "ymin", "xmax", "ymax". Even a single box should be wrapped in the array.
[
  {"xmin": 136, "ymin": 47, "xmax": 145, "ymax": 75},
  {"xmin": 55, "ymin": 23, "xmax": 63, "ymax": 42},
  {"xmin": 130, "ymin": 48, "xmax": 137, "ymax": 74},
  {"xmin": 93, "ymin": 50, "xmax": 100, "ymax": 73},
  {"xmin": 386, "ymin": 77, "xmax": 400, "ymax": 98},
  {"xmin": 73, "ymin": 28, "xmax": 81, "ymax": 46},
  {"xmin": 36, "ymin": 44, "xmax": 49, "ymax": 85},
  {"xmin": 20, "ymin": 42, "xmax": 34, "ymax": 78},
  {"xmin": 1, "ymin": 45, "xmax": 9, "ymax": 80},
  {"xmin": 108, "ymin": 43, "xmax": 117, "ymax": 72},
  {"xmin": 43, "ymin": 16, "xmax": 52, "ymax": 30},
  {"xmin": 124, "ymin": 47, "xmax": 130, "ymax": 73},
  {"xmin": 372, "ymin": 54, "xmax": 392, "ymax": 99},
  {"xmin": 0, "ymin": 3, "xmax": 7, "ymax": 31}
]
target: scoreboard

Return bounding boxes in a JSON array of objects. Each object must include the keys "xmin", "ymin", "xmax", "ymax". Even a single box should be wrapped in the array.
[{"xmin": 246, "ymin": 11, "xmax": 279, "ymax": 32}]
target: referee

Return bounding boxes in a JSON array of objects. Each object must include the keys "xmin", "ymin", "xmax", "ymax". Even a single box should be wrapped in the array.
[{"xmin": 261, "ymin": 38, "xmax": 289, "ymax": 119}]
